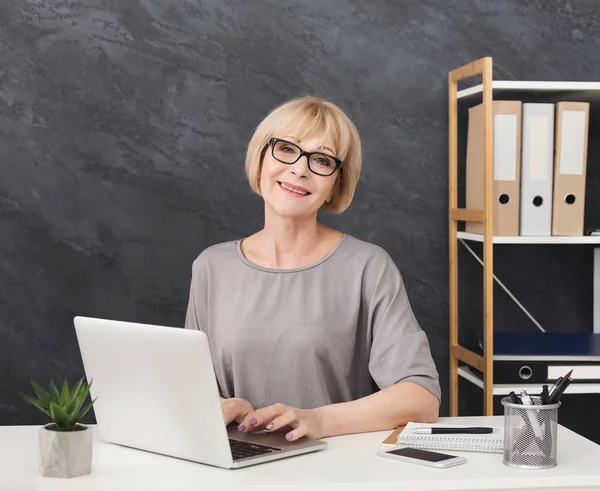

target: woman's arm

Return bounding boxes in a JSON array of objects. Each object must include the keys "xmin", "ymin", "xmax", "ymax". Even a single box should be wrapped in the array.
[
  {"xmin": 314, "ymin": 380, "xmax": 439, "ymax": 438},
  {"xmin": 237, "ymin": 381, "xmax": 439, "ymax": 441}
]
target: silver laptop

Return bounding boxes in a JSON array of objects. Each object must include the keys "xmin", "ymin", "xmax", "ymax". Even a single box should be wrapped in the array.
[{"xmin": 73, "ymin": 316, "xmax": 327, "ymax": 468}]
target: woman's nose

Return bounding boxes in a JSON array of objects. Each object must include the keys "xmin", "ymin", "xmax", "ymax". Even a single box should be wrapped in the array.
[{"xmin": 290, "ymin": 155, "xmax": 310, "ymax": 176}]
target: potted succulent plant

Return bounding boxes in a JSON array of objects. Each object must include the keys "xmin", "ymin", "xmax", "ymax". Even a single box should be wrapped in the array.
[{"xmin": 20, "ymin": 377, "xmax": 96, "ymax": 478}]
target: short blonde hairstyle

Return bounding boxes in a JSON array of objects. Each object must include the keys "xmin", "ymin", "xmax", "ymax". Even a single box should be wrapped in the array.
[{"xmin": 245, "ymin": 96, "xmax": 362, "ymax": 214}]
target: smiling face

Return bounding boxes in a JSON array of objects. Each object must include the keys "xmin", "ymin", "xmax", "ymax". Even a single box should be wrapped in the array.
[
  {"xmin": 245, "ymin": 96, "xmax": 363, "ymax": 216},
  {"xmin": 259, "ymin": 133, "xmax": 340, "ymax": 220}
]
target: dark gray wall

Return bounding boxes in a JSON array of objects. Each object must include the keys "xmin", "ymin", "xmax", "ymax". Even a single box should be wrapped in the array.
[{"xmin": 2, "ymin": 0, "xmax": 600, "ymax": 439}]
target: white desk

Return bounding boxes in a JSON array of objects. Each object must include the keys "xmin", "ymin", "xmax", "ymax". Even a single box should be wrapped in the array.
[{"xmin": 3, "ymin": 416, "xmax": 600, "ymax": 491}]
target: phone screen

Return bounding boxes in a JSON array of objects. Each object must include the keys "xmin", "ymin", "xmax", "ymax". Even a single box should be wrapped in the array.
[{"xmin": 386, "ymin": 447, "xmax": 455, "ymax": 462}]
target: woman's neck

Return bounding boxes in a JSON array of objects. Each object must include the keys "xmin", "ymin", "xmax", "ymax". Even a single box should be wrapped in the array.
[
  {"xmin": 261, "ymin": 214, "xmax": 322, "ymax": 266},
  {"xmin": 243, "ymin": 210, "xmax": 338, "ymax": 270}
]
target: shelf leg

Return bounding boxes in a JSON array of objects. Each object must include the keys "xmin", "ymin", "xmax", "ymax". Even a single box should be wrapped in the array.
[{"xmin": 595, "ymin": 248, "xmax": 600, "ymax": 333}]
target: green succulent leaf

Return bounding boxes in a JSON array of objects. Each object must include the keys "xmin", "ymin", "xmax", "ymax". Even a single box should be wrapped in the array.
[
  {"xmin": 71, "ymin": 377, "xmax": 84, "ymax": 398},
  {"xmin": 49, "ymin": 380, "xmax": 61, "ymax": 405},
  {"xmin": 50, "ymin": 401, "xmax": 72, "ymax": 431},
  {"xmin": 23, "ymin": 378, "xmax": 96, "ymax": 430},
  {"xmin": 65, "ymin": 377, "xmax": 84, "ymax": 411},
  {"xmin": 60, "ymin": 379, "xmax": 70, "ymax": 405},
  {"xmin": 30, "ymin": 380, "xmax": 52, "ymax": 409},
  {"xmin": 73, "ymin": 383, "xmax": 91, "ymax": 415},
  {"xmin": 70, "ymin": 397, "xmax": 97, "ymax": 426},
  {"xmin": 21, "ymin": 393, "xmax": 52, "ymax": 418}
]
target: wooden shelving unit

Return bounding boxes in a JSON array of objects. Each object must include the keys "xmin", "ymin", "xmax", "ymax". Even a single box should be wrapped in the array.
[{"xmin": 448, "ymin": 57, "xmax": 600, "ymax": 417}]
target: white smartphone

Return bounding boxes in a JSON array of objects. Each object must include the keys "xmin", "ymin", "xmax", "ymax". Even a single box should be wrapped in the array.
[{"xmin": 377, "ymin": 446, "xmax": 467, "ymax": 468}]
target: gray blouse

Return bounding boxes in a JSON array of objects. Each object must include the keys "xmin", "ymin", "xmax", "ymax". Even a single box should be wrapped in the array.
[{"xmin": 184, "ymin": 233, "xmax": 441, "ymax": 410}]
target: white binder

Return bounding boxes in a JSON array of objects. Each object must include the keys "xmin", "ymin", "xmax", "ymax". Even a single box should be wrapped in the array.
[{"xmin": 520, "ymin": 103, "xmax": 555, "ymax": 236}]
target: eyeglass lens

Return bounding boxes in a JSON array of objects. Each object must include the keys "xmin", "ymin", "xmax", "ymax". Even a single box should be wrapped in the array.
[{"xmin": 272, "ymin": 140, "xmax": 337, "ymax": 175}]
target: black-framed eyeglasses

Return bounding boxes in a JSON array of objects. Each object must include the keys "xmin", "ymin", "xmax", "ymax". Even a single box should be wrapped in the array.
[{"xmin": 267, "ymin": 138, "xmax": 342, "ymax": 176}]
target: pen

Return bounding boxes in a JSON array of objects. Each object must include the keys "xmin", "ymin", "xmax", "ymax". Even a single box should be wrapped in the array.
[
  {"xmin": 548, "ymin": 373, "xmax": 573, "ymax": 404},
  {"xmin": 509, "ymin": 391, "xmax": 521, "ymax": 404},
  {"xmin": 541, "ymin": 384, "xmax": 550, "ymax": 405},
  {"xmin": 520, "ymin": 390, "xmax": 535, "ymax": 406},
  {"xmin": 548, "ymin": 369, "xmax": 572, "ymax": 402},
  {"xmin": 520, "ymin": 390, "xmax": 544, "ymax": 439},
  {"xmin": 411, "ymin": 427, "xmax": 494, "ymax": 434},
  {"xmin": 547, "ymin": 377, "xmax": 562, "ymax": 401}
]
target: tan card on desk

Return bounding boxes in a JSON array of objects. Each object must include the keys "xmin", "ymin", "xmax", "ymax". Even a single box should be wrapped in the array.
[{"xmin": 382, "ymin": 425, "xmax": 406, "ymax": 446}]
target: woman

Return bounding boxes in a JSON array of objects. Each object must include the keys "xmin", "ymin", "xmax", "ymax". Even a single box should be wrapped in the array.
[{"xmin": 185, "ymin": 96, "xmax": 440, "ymax": 443}]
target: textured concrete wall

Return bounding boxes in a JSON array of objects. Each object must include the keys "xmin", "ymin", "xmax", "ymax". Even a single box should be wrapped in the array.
[{"xmin": 1, "ymin": 0, "xmax": 600, "ymax": 439}]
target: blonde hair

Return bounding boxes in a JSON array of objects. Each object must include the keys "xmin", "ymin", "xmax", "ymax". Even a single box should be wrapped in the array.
[{"xmin": 244, "ymin": 96, "xmax": 362, "ymax": 214}]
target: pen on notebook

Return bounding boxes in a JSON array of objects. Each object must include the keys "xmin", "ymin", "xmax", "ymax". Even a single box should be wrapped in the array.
[{"xmin": 411, "ymin": 427, "xmax": 494, "ymax": 434}]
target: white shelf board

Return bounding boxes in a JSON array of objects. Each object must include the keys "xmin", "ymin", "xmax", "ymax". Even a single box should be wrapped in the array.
[
  {"xmin": 457, "ymin": 231, "xmax": 600, "ymax": 245},
  {"xmin": 457, "ymin": 80, "xmax": 600, "ymax": 99},
  {"xmin": 458, "ymin": 366, "xmax": 600, "ymax": 395}
]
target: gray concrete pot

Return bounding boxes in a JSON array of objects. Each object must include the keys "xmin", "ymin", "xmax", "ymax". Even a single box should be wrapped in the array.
[{"xmin": 39, "ymin": 423, "xmax": 93, "ymax": 478}]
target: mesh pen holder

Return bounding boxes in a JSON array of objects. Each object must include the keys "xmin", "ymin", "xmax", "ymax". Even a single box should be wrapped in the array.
[{"xmin": 501, "ymin": 396, "xmax": 561, "ymax": 469}]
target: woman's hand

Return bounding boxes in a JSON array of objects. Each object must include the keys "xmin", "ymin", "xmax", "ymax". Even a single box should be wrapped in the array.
[
  {"xmin": 221, "ymin": 397, "xmax": 253, "ymax": 426},
  {"xmin": 237, "ymin": 403, "xmax": 325, "ymax": 442}
]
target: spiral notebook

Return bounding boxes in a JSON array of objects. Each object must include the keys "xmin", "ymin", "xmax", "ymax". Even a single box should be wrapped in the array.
[{"xmin": 394, "ymin": 422, "xmax": 504, "ymax": 454}]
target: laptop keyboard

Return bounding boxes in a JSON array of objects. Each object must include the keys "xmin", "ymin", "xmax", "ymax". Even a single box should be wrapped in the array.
[{"xmin": 228, "ymin": 438, "xmax": 282, "ymax": 460}]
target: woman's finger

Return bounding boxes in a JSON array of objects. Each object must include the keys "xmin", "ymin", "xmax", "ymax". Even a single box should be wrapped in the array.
[
  {"xmin": 238, "ymin": 403, "xmax": 287, "ymax": 432},
  {"xmin": 265, "ymin": 410, "xmax": 297, "ymax": 433},
  {"xmin": 221, "ymin": 399, "xmax": 247, "ymax": 426},
  {"xmin": 285, "ymin": 423, "xmax": 308, "ymax": 442}
]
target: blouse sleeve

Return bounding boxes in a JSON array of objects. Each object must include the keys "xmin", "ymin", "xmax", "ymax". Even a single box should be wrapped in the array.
[
  {"xmin": 184, "ymin": 255, "xmax": 225, "ymax": 398},
  {"xmin": 184, "ymin": 256, "xmax": 206, "ymax": 332},
  {"xmin": 367, "ymin": 252, "xmax": 441, "ymax": 402}
]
